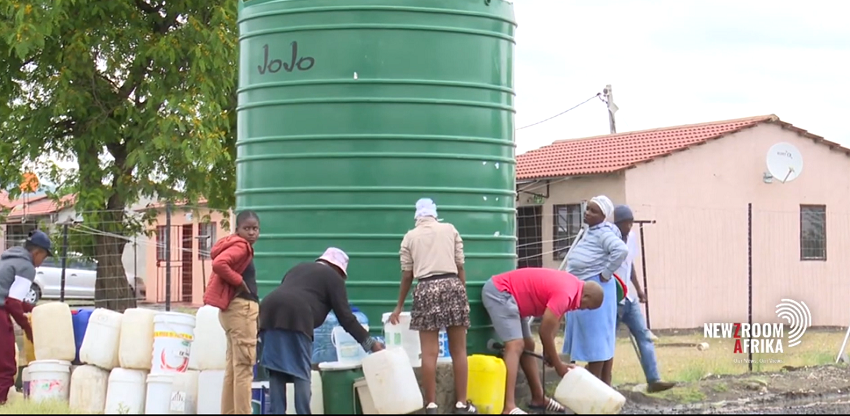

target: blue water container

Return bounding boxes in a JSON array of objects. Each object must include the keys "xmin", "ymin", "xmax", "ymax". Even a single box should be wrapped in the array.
[
  {"xmin": 71, "ymin": 308, "xmax": 94, "ymax": 365},
  {"xmin": 251, "ymin": 381, "xmax": 270, "ymax": 414},
  {"xmin": 311, "ymin": 306, "xmax": 370, "ymax": 364}
]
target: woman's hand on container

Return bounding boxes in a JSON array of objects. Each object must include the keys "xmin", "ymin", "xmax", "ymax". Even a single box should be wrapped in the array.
[
  {"xmin": 371, "ymin": 341, "xmax": 386, "ymax": 352},
  {"xmin": 388, "ymin": 306, "xmax": 403, "ymax": 325}
]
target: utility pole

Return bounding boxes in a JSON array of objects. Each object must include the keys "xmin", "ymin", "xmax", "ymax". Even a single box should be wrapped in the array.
[{"xmin": 603, "ymin": 84, "xmax": 619, "ymax": 134}]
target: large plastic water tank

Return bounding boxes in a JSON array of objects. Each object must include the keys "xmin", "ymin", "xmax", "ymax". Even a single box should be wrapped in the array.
[
  {"xmin": 188, "ymin": 306, "xmax": 226, "ymax": 371},
  {"xmin": 313, "ymin": 308, "xmax": 369, "ymax": 364},
  {"xmin": 69, "ymin": 364, "xmax": 110, "ymax": 413},
  {"xmin": 32, "ymin": 302, "xmax": 76, "ymax": 361},
  {"xmin": 105, "ymin": 368, "xmax": 148, "ymax": 414},
  {"xmin": 236, "ymin": 0, "xmax": 517, "ymax": 354},
  {"xmin": 80, "ymin": 308, "xmax": 123, "ymax": 370},
  {"xmin": 119, "ymin": 308, "xmax": 158, "ymax": 370}
]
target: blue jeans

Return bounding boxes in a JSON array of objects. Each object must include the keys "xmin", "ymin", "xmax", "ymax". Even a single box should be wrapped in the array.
[
  {"xmin": 269, "ymin": 370, "xmax": 312, "ymax": 414},
  {"xmin": 617, "ymin": 299, "xmax": 661, "ymax": 383}
]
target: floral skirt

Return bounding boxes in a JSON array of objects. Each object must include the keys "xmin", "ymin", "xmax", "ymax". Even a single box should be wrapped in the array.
[{"xmin": 410, "ymin": 275, "xmax": 471, "ymax": 331}]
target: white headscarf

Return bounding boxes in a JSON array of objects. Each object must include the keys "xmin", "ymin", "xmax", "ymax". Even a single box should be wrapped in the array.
[
  {"xmin": 414, "ymin": 198, "xmax": 438, "ymax": 220},
  {"xmin": 590, "ymin": 195, "xmax": 615, "ymax": 222}
]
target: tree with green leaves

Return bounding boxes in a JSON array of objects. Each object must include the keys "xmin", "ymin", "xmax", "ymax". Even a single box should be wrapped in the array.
[{"xmin": 0, "ymin": 0, "xmax": 239, "ymax": 311}]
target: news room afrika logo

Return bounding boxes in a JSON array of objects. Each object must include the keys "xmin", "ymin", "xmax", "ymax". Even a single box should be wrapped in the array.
[{"xmin": 703, "ymin": 299, "xmax": 812, "ymax": 354}]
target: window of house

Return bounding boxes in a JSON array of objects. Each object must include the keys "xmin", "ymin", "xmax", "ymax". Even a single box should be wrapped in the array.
[
  {"xmin": 553, "ymin": 204, "xmax": 583, "ymax": 260},
  {"xmin": 156, "ymin": 226, "xmax": 169, "ymax": 262},
  {"xmin": 800, "ymin": 205, "xmax": 826, "ymax": 261},
  {"xmin": 198, "ymin": 222, "xmax": 217, "ymax": 260}
]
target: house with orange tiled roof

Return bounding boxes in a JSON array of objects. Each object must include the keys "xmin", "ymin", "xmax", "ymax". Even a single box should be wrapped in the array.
[
  {"xmin": 516, "ymin": 114, "xmax": 850, "ymax": 329},
  {"xmin": 138, "ymin": 199, "xmax": 234, "ymax": 306}
]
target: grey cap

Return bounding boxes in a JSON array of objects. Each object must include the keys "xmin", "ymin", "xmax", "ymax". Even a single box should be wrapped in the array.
[{"xmin": 613, "ymin": 205, "xmax": 634, "ymax": 223}]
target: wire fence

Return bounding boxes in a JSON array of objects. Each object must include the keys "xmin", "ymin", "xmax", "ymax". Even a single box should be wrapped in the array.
[
  {"xmin": 515, "ymin": 203, "xmax": 845, "ymax": 333},
  {"xmin": 2, "ymin": 206, "xmax": 231, "ymax": 313}
]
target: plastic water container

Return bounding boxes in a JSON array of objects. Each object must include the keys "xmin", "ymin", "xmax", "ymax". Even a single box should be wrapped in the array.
[
  {"xmin": 151, "ymin": 312, "xmax": 196, "ymax": 374},
  {"xmin": 71, "ymin": 308, "xmax": 94, "ymax": 364},
  {"xmin": 437, "ymin": 329, "xmax": 452, "ymax": 362},
  {"xmin": 80, "ymin": 308, "xmax": 123, "ymax": 370},
  {"xmin": 331, "ymin": 326, "xmax": 367, "ymax": 364},
  {"xmin": 28, "ymin": 359, "xmax": 72, "ymax": 403},
  {"xmin": 69, "ymin": 365, "xmax": 109, "ymax": 413},
  {"xmin": 284, "ymin": 370, "xmax": 323, "ymax": 414},
  {"xmin": 553, "ymin": 366, "xmax": 627, "ymax": 414},
  {"xmin": 32, "ymin": 303, "xmax": 76, "ymax": 362},
  {"xmin": 119, "ymin": 308, "xmax": 158, "ymax": 370},
  {"xmin": 252, "ymin": 381, "xmax": 270, "ymax": 414},
  {"xmin": 467, "ymin": 355, "xmax": 506, "ymax": 414},
  {"xmin": 361, "ymin": 348, "xmax": 423, "ymax": 414},
  {"xmin": 105, "ymin": 368, "xmax": 148, "ymax": 414},
  {"xmin": 312, "ymin": 307, "xmax": 369, "ymax": 364},
  {"xmin": 196, "ymin": 370, "xmax": 225, "ymax": 414},
  {"xmin": 169, "ymin": 370, "xmax": 199, "ymax": 414},
  {"xmin": 382, "ymin": 312, "xmax": 421, "ymax": 368},
  {"xmin": 144, "ymin": 373, "xmax": 175, "ymax": 414},
  {"xmin": 188, "ymin": 306, "xmax": 227, "ymax": 371}
]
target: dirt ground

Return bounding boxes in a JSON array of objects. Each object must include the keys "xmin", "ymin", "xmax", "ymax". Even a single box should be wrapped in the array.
[{"xmin": 618, "ymin": 364, "xmax": 850, "ymax": 414}]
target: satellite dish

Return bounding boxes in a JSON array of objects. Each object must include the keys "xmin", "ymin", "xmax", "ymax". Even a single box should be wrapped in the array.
[{"xmin": 766, "ymin": 142, "xmax": 804, "ymax": 183}]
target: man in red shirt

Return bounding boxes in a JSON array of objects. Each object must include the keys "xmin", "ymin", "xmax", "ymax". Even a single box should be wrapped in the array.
[{"xmin": 482, "ymin": 268, "xmax": 604, "ymax": 415}]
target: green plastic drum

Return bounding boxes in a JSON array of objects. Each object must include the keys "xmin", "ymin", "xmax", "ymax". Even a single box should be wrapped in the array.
[
  {"xmin": 237, "ymin": 0, "xmax": 517, "ymax": 354},
  {"xmin": 319, "ymin": 362, "xmax": 364, "ymax": 414}
]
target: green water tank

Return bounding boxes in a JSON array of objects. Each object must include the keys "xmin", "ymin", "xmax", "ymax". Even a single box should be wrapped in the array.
[{"xmin": 237, "ymin": 0, "xmax": 517, "ymax": 354}]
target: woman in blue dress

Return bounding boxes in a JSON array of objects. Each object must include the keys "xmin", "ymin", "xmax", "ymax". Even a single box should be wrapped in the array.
[{"xmin": 562, "ymin": 195, "xmax": 629, "ymax": 385}]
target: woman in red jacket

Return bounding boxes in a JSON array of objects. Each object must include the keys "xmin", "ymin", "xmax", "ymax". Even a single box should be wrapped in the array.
[{"xmin": 203, "ymin": 210, "xmax": 260, "ymax": 415}]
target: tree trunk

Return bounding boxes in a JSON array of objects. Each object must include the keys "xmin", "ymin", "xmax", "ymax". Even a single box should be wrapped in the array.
[{"xmin": 93, "ymin": 209, "xmax": 137, "ymax": 312}]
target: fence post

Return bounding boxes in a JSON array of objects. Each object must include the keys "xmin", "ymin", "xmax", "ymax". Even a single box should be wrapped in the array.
[
  {"xmin": 165, "ymin": 202, "xmax": 172, "ymax": 312},
  {"xmin": 747, "ymin": 203, "xmax": 753, "ymax": 372},
  {"xmin": 636, "ymin": 220, "xmax": 654, "ymax": 329},
  {"xmin": 59, "ymin": 222, "xmax": 69, "ymax": 303}
]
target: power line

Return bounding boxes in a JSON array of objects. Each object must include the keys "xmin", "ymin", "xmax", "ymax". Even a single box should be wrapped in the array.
[{"xmin": 515, "ymin": 93, "xmax": 602, "ymax": 131}]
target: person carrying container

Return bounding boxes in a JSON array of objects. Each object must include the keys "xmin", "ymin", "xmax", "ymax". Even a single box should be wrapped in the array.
[
  {"xmin": 0, "ymin": 230, "xmax": 52, "ymax": 404},
  {"xmin": 259, "ymin": 247, "xmax": 385, "ymax": 414},
  {"xmin": 481, "ymin": 267, "xmax": 604, "ymax": 415},
  {"xmin": 203, "ymin": 210, "xmax": 261, "ymax": 415},
  {"xmin": 612, "ymin": 205, "xmax": 675, "ymax": 393},
  {"xmin": 388, "ymin": 198, "xmax": 476, "ymax": 414}
]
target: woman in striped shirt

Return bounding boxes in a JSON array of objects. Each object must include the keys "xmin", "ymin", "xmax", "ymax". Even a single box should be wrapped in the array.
[{"xmin": 561, "ymin": 195, "xmax": 628, "ymax": 385}]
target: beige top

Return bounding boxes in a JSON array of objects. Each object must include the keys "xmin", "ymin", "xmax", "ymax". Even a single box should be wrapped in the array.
[{"xmin": 400, "ymin": 217, "xmax": 465, "ymax": 279}]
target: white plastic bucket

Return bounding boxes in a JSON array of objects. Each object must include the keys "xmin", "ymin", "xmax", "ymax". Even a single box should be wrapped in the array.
[
  {"xmin": 331, "ymin": 325, "xmax": 367, "ymax": 364},
  {"xmin": 145, "ymin": 373, "xmax": 176, "ymax": 414},
  {"xmin": 105, "ymin": 368, "xmax": 147, "ymax": 414},
  {"xmin": 151, "ymin": 312, "xmax": 196, "ymax": 374},
  {"xmin": 28, "ymin": 360, "xmax": 72, "ymax": 403},
  {"xmin": 382, "ymin": 312, "xmax": 421, "ymax": 368}
]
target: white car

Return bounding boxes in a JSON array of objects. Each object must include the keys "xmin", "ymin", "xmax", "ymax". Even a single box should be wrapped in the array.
[{"xmin": 25, "ymin": 254, "xmax": 145, "ymax": 304}]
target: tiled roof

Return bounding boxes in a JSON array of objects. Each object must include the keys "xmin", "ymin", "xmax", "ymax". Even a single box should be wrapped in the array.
[
  {"xmin": 6, "ymin": 194, "xmax": 76, "ymax": 219},
  {"xmin": 516, "ymin": 114, "xmax": 844, "ymax": 180}
]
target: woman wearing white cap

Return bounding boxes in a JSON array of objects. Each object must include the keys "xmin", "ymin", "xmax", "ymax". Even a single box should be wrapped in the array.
[
  {"xmin": 258, "ymin": 247, "xmax": 385, "ymax": 414},
  {"xmin": 389, "ymin": 198, "xmax": 476, "ymax": 414},
  {"xmin": 561, "ymin": 195, "xmax": 628, "ymax": 386}
]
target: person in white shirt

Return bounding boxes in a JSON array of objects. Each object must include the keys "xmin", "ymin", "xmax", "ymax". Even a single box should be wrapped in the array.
[{"xmin": 613, "ymin": 205, "xmax": 675, "ymax": 393}]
